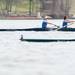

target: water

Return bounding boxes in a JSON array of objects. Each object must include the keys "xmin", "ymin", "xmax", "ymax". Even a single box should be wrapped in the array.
[
  {"xmin": 0, "ymin": 31, "xmax": 75, "ymax": 75},
  {"xmin": 0, "ymin": 19, "xmax": 75, "ymax": 75}
]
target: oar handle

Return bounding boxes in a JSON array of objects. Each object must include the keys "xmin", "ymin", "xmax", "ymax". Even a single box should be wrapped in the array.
[{"xmin": 70, "ymin": 21, "xmax": 75, "ymax": 23}]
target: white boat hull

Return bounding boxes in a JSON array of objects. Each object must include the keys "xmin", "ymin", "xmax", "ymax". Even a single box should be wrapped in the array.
[{"xmin": 21, "ymin": 31, "xmax": 75, "ymax": 42}]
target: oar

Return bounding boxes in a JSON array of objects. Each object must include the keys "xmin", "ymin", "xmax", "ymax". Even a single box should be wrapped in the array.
[
  {"xmin": 56, "ymin": 22, "xmax": 74, "ymax": 30},
  {"xmin": 48, "ymin": 21, "xmax": 75, "ymax": 31},
  {"xmin": 48, "ymin": 22, "xmax": 60, "ymax": 28}
]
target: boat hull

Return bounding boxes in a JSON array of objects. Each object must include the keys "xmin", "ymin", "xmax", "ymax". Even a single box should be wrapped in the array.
[
  {"xmin": 58, "ymin": 28, "xmax": 75, "ymax": 31},
  {"xmin": 20, "ymin": 31, "xmax": 75, "ymax": 42},
  {"xmin": 0, "ymin": 28, "xmax": 75, "ymax": 31},
  {"xmin": 20, "ymin": 38, "xmax": 75, "ymax": 42}
]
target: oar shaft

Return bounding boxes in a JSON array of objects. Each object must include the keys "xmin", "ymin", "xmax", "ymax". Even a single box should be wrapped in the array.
[{"xmin": 48, "ymin": 23, "xmax": 60, "ymax": 28}]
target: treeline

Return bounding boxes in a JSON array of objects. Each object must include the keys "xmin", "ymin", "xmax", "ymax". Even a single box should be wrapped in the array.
[{"xmin": 0, "ymin": 0, "xmax": 41, "ymax": 16}]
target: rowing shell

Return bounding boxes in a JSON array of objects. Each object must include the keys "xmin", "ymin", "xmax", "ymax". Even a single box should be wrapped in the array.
[
  {"xmin": 20, "ymin": 38, "xmax": 75, "ymax": 42},
  {"xmin": 0, "ymin": 27, "xmax": 75, "ymax": 31},
  {"xmin": 20, "ymin": 31, "xmax": 75, "ymax": 42}
]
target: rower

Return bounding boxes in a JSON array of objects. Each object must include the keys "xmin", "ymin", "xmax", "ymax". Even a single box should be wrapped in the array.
[
  {"xmin": 42, "ymin": 16, "xmax": 48, "ymax": 30},
  {"xmin": 62, "ymin": 16, "xmax": 75, "ymax": 28},
  {"xmin": 42, "ymin": 16, "xmax": 59, "ymax": 30}
]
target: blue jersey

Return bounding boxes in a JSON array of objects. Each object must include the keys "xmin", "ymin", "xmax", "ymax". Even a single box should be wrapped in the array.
[
  {"xmin": 42, "ymin": 20, "xmax": 47, "ymax": 29},
  {"xmin": 63, "ymin": 21, "xmax": 67, "ymax": 26},
  {"xmin": 62, "ymin": 20, "xmax": 69, "ymax": 28}
]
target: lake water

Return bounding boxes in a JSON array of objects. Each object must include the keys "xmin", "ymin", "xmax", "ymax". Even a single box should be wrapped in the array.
[{"xmin": 0, "ymin": 31, "xmax": 75, "ymax": 75}]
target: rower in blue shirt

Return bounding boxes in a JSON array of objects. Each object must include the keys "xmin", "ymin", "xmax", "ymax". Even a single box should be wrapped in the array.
[
  {"xmin": 42, "ymin": 16, "xmax": 60, "ymax": 30},
  {"xmin": 42, "ymin": 17, "xmax": 48, "ymax": 30},
  {"xmin": 62, "ymin": 16, "xmax": 70, "ymax": 28},
  {"xmin": 62, "ymin": 16, "xmax": 75, "ymax": 28}
]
